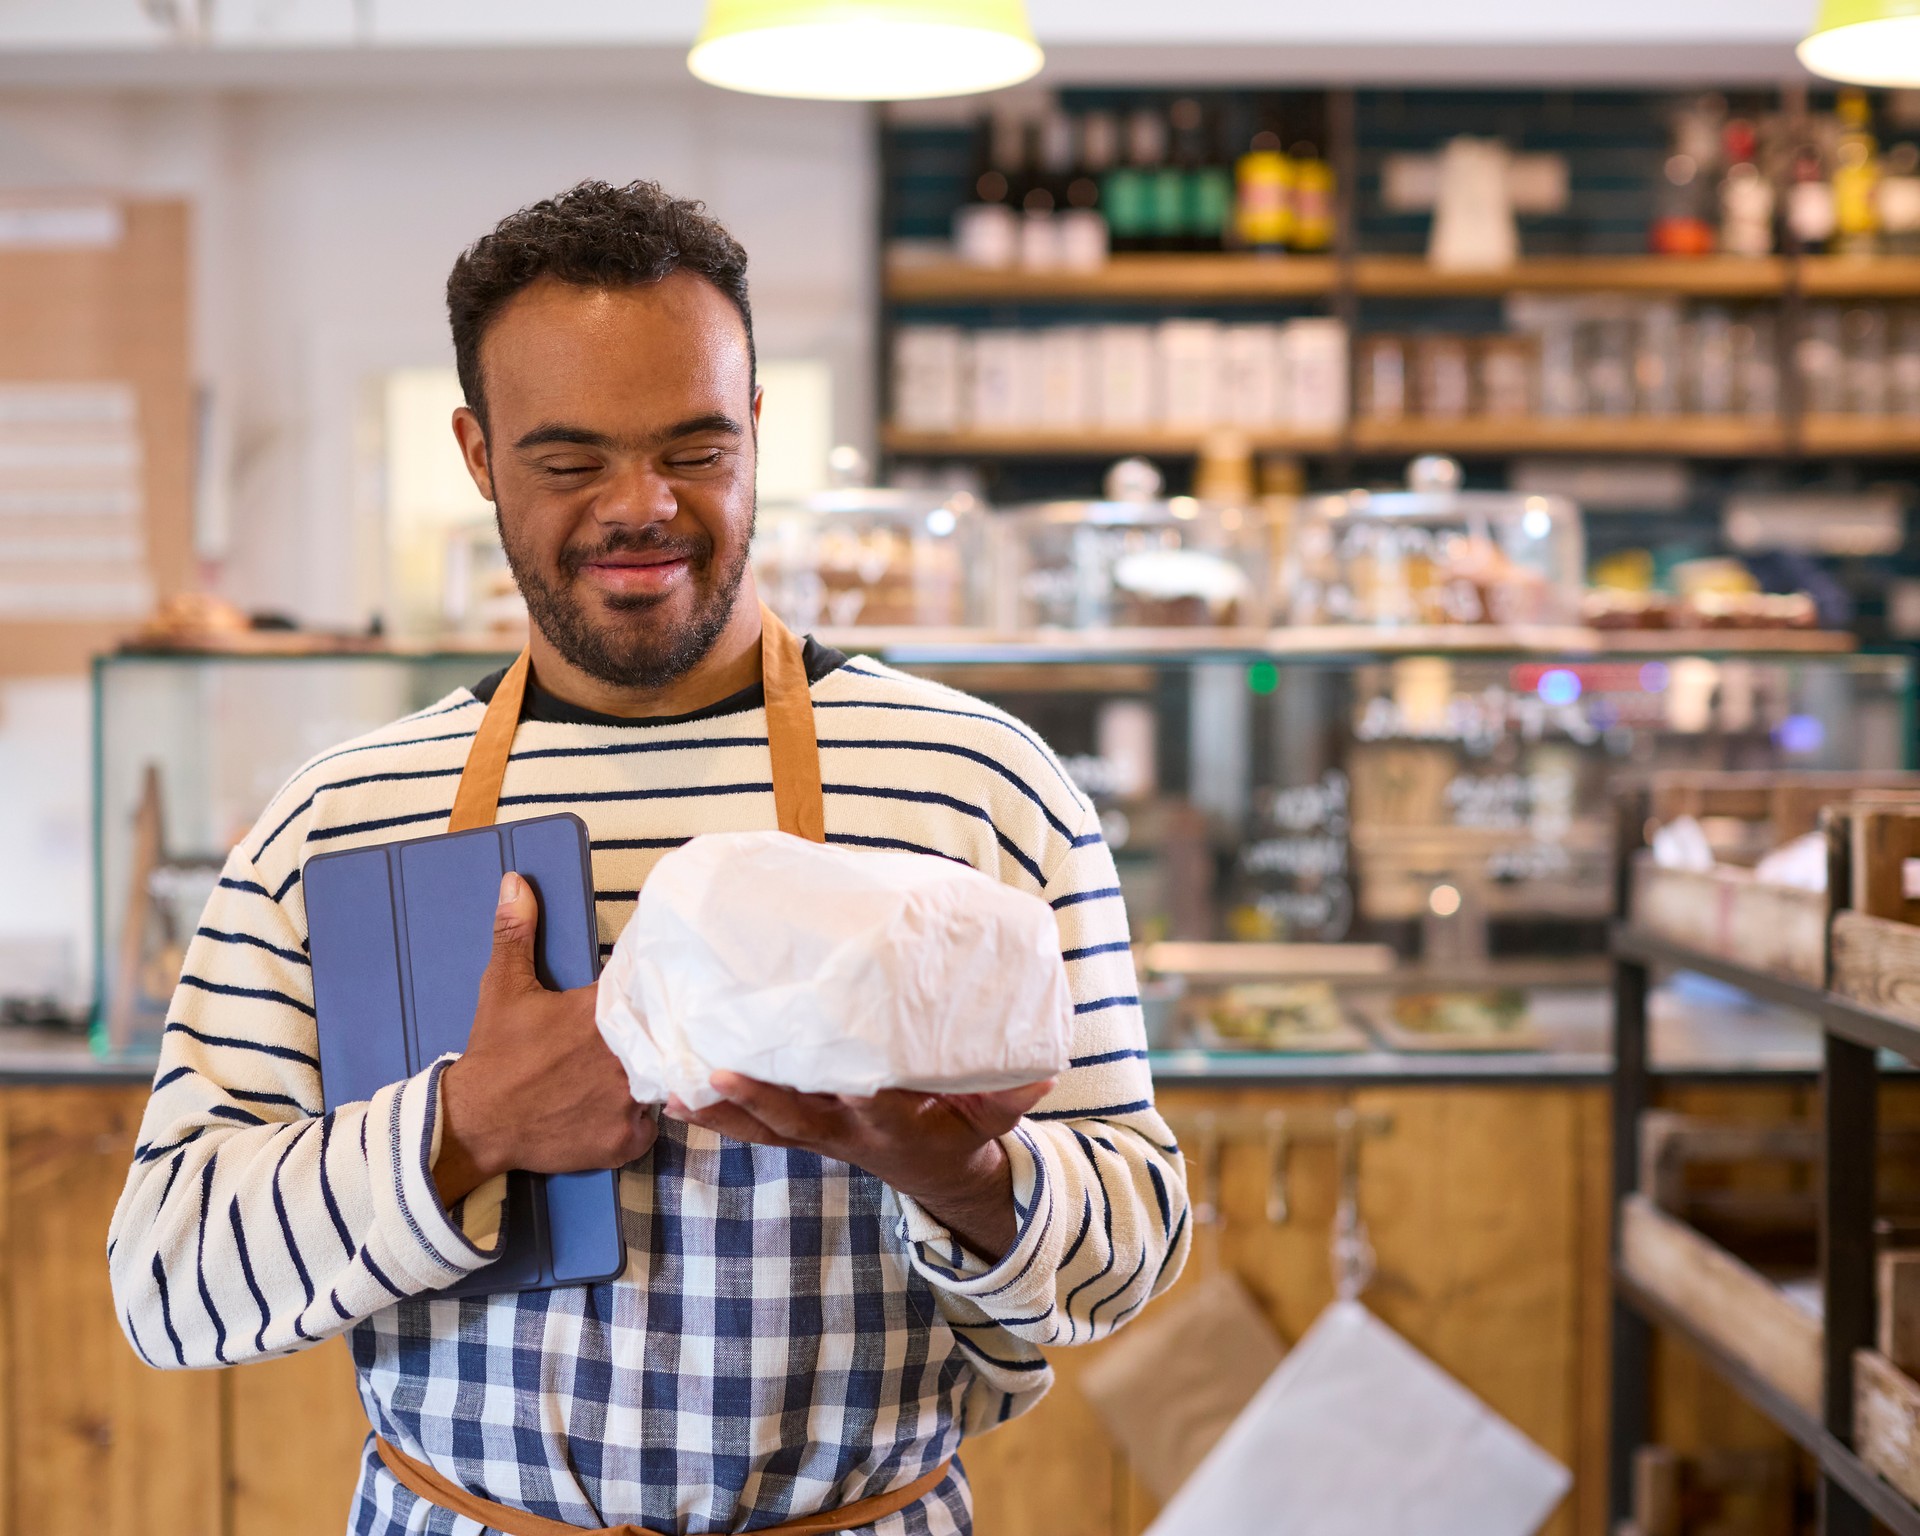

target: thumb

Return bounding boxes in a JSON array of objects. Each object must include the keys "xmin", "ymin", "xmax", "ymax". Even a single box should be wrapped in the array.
[{"xmin": 485, "ymin": 871, "xmax": 541, "ymax": 993}]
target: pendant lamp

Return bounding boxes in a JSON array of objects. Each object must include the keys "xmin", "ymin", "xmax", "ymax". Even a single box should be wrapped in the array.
[
  {"xmin": 1799, "ymin": 0, "xmax": 1920, "ymax": 85},
  {"xmin": 688, "ymin": 0, "xmax": 1044, "ymax": 101}
]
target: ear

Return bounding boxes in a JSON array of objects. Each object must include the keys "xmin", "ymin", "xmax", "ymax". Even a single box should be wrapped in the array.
[
  {"xmin": 751, "ymin": 384, "xmax": 764, "ymax": 437},
  {"xmin": 451, "ymin": 405, "xmax": 495, "ymax": 503}
]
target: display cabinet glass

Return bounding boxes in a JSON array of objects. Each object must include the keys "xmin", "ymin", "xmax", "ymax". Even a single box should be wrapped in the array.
[{"xmin": 93, "ymin": 640, "xmax": 1912, "ymax": 1062}]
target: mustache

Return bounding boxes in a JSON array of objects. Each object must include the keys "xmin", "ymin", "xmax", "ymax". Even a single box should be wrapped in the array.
[{"xmin": 557, "ymin": 527, "xmax": 712, "ymax": 579}]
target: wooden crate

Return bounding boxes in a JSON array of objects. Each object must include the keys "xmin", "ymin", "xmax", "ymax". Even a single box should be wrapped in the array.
[
  {"xmin": 1629, "ymin": 856, "xmax": 1829, "ymax": 985},
  {"xmin": 1855, "ymin": 1349, "xmax": 1920, "ymax": 1507},
  {"xmin": 1830, "ymin": 801, "xmax": 1920, "ymax": 1024},
  {"xmin": 1619, "ymin": 1193, "xmax": 1823, "ymax": 1417},
  {"xmin": 1633, "ymin": 773, "xmax": 1920, "ymax": 985}
]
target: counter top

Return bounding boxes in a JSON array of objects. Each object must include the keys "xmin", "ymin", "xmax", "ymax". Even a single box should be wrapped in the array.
[
  {"xmin": 2, "ymin": 975, "xmax": 1864, "ymax": 1091},
  {"xmin": 1148, "ymin": 977, "xmax": 1849, "ymax": 1085}
]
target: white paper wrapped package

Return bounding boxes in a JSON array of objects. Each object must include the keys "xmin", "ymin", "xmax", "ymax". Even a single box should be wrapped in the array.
[{"xmin": 596, "ymin": 830, "xmax": 1074, "ymax": 1110}]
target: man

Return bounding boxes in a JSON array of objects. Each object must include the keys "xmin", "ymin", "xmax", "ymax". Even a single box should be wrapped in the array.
[{"xmin": 108, "ymin": 180, "xmax": 1189, "ymax": 1536}]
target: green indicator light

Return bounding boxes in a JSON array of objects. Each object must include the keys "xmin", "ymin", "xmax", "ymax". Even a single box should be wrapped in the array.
[{"xmin": 1248, "ymin": 660, "xmax": 1279, "ymax": 695}]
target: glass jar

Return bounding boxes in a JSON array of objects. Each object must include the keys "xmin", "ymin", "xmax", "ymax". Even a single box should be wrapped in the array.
[
  {"xmin": 752, "ymin": 488, "xmax": 987, "ymax": 630},
  {"xmin": 1286, "ymin": 458, "xmax": 1585, "ymax": 628},
  {"xmin": 999, "ymin": 494, "xmax": 1267, "ymax": 629}
]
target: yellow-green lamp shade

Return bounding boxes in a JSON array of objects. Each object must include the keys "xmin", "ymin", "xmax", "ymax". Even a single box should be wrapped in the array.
[
  {"xmin": 1799, "ymin": 0, "xmax": 1920, "ymax": 85},
  {"xmin": 689, "ymin": 0, "xmax": 1043, "ymax": 101}
]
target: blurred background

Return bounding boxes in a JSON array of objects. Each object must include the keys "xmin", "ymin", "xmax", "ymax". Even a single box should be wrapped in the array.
[{"xmin": 10, "ymin": 4, "xmax": 1920, "ymax": 1536}]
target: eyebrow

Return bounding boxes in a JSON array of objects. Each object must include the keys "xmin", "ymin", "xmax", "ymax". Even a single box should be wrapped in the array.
[{"xmin": 512, "ymin": 414, "xmax": 745, "ymax": 453}]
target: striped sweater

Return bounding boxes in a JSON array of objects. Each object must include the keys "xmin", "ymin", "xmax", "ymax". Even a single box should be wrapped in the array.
[{"xmin": 106, "ymin": 646, "xmax": 1190, "ymax": 1535}]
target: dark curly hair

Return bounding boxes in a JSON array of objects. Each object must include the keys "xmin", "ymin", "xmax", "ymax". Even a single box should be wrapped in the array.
[{"xmin": 447, "ymin": 179, "xmax": 754, "ymax": 431}]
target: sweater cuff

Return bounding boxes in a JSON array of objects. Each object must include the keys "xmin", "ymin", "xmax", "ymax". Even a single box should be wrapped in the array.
[
  {"xmin": 895, "ymin": 1126, "xmax": 1054, "ymax": 1302},
  {"xmin": 366, "ymin": 1056, "xmax": 506, "ymax": 1292}
]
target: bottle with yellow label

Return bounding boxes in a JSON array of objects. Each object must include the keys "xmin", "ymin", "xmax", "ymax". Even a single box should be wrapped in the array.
[
  {"xmin": 1834, "ymin": 87, "xmax": 1883, "ymax": 256},
  {"xmin": 1236, "ymin": 127, "xmax": 1294, "ymax": 253},
  {"xmin": 1290, "ymin": 140, "xmax": 1336, "ymax": 253}
]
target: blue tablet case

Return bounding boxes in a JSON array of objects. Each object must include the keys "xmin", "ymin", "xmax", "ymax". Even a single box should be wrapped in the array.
[{"xmin": 304, "ymin": 813, "xmax": 626, "ymax": 1297}]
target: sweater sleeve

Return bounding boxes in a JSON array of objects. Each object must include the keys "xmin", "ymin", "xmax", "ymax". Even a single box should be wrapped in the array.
[
  {"xmin": 890, "ymin": 808, "xmax": 1191, "ymax": 1432},
  {"xmin": 106, "ymin": 842, "xmax": 508, "ymax": 1370}
]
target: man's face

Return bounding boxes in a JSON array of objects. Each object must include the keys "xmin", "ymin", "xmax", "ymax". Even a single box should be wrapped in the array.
[{"xmin": 454, "ymin": 271, "xmax": 759, "ymax": 690}]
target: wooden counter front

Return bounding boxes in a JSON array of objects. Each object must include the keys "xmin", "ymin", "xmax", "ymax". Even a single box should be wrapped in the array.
[{"xmin": 0, "ymin": 1079, "xmax": 1819, "ymax": 1536}]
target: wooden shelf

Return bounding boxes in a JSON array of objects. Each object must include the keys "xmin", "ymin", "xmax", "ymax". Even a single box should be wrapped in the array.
[
  {"xmin": 1800, "ymin": 256, "xmax": 1920, "ymax": 297},
  {"xmin": 1351, "ymin": 415, "xmax": 1785, "ymax": 456},
  {"xmin": 885, "ymin": 254, "xmax": 1337, "ymax": 302},
  {"xmin": 887, "ymin": 417, "xmax": 1807, "ymax": 459},
  {"xmin": 886, "ymin": 253, "xmax": 1920, "ymax": 304},
  {"xmin": 1354, "ymin": 254, "xmax": 1791, "ymax": 297},
  {"xmin": 1618, "ymin": 1269, "xmax": 1920, "ymax": 1536},
  {"xmin": 1800, "ymin": 415, "xmax": 1920, "ymax": 455},
  {"xmin": 881, "ymin": 424, "xmax": 1342, "ymax": 457}
]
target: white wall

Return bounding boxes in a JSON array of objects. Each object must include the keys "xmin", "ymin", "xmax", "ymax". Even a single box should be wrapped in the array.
[
  {"xmin": 0, "ymin": 81, "xmax": 875, "ymax": 625},
  {"xmin": 0, "ymin": 78, "xmax": 873, "ymax": 1008}
]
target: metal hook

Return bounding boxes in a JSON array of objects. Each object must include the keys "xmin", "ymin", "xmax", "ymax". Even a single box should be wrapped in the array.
[
  {"xmin": 1191, "ymin": 1110, "xmax": 1224, "ymax": 1229},
  {"xmin": 1331, "ymin": 1107, "xmax": 1376, "ymax": 1302},
  {"xmin": 1263, "ymin": 1109, "xmax": 1291, "ymax": 1225}
]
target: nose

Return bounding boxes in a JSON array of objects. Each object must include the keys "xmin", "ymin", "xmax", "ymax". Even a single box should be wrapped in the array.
[{"xmin": 591, "ymin": 461, "xmax": 678, "ymax": 531}]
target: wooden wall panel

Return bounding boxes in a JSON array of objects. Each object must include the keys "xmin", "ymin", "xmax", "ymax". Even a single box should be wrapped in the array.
[
  {"xmin": 227, "ymin": 1340, "xmax": 367, "ymax": 1536},
  {"xmin": 6, "ymin": 1084, "xmax": 220, "ymax": 1536},
  {"xmin": 968, "ymin": 1084, "xmax": 1604, "ymax": 1536},
  {"xmin": 0, "ymin": 200, "xmax": 193, "ymax": 678}
]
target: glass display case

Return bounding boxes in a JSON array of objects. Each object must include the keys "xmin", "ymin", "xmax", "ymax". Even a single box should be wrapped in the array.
[
  {"xmin": 92, "ymin": 648, "xmax": 512, "ymax": 1056},
  {"xmin": 751, "ymin": 487, "xmax": 988, "ymax": 631},
  {"xmin": 1286, "ymin": 458, "xmax": 1585, "ymax": 629},
  {"xmin": 995, "ymin": 496, "xmax": 1271, "ymax": 630},
  {"xmin": 93, "ymin": 638, "xmax": 1912, "ymax": 1063}
]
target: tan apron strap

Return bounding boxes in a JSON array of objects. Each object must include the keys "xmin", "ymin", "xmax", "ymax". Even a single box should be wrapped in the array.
[
  {"xmin": 375, "ymin": 1436, "xmax": 952, "ymax": 1536},
  {"xmin": 449, "ymin": 612, "xmax": 825, "ymax": 841},
  {"xmin": 448, "ymin": 648, "xmax": 532, "ymax": 833},
  {"xmin": 759, "ymin": 603, "xmax": 826, "ymax": 844}
]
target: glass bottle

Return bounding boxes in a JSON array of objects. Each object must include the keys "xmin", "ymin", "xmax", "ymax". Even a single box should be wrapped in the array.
[
  {"xmin": 953, "ymin": 110, "xmax": 1021, "ymax": 269},
  {"xmin": 1719, "ymin": 119, "xmax": 1775, "ymax": 258},
  {"xmin": 1833, "ymin": 89, "xmax": 1883, "ymax": 256},
  {"xmin": 1290, "ymin": 140, "xmax": 1336, "ymax": 253},
  {"xmin": 1236, "ymin": 123, "xmax": 1294, "ymax": 255},
  {"xmin": 1061, "ymin": 111, "xmax": 1115, "ymax": 271}
]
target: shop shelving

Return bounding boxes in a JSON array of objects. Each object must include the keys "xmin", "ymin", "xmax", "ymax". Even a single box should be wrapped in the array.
[
  {"xmin": 883, "ymin": 253, "xmax": 1920, "ymax": 305},
  {"xmin": 883, "ymin": 417, "xmax": 1811, "ymax": 459},
  {"xmin": 883, "ymin": 254, "xmax": 1339, "ymax": 302},
  {"xmin": 1611, "ymin": 832, "xmax": 1920, "ymax": 1534}
]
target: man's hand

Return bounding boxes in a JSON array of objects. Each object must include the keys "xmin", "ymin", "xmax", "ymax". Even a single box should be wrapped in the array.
[
  {"xmin": 434, "ymin": 872, "xmax": 657, "ymax": 1206},
  {"xmin": 666, "ymin": 1075, "xmax": 1054, "ymax": 1263}
]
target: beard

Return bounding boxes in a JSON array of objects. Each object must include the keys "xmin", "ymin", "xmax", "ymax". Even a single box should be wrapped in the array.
[{"xmin": 496, "ymin": 500, "xmax": 754, "ymax": 692}]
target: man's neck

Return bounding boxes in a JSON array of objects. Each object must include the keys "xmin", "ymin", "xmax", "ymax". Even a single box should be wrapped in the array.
[{"xmin": 525, "ymin": 590, "xmax": 765, "ymax": 719}]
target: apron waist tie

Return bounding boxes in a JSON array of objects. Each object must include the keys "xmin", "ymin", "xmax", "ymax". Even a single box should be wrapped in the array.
[{"xmin": 375, "ymin": 1437, "xmax": 952, "ymax": 1536}]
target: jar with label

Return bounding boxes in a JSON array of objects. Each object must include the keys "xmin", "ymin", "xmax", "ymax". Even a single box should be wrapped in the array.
[
  {"xmin": 1687, "ymin": 306, "xmax": 1736, "ymax": 415},
  {"xmin": 1477, "ymin": 334, "xmax": 1537, "ymax": 418},
  {"xmin": 1891, "ymin": 309, "xmax": 1920, "ymax": 416},
  {"xmin": 1415, "ymin": 334, "xmax": 1474, "ymax": 419},
  {"xmin": 1357, "ymin": 335, "xmax": 1410, "ymax": 420},
  {"xmin": 1798, "ymin": 305, "xmax": 1846, "ymax": 414},
  {"xmin": 1731, "ymin": 312, "xmax": 1780, "ymax": 418},
  {"xmin": 1582, "ymin": 314, "xmax": 1637, "ymax": 417},
  {"xmin": 1843, "ymin": 305, "xmax": 1891, "ymax": 415}
]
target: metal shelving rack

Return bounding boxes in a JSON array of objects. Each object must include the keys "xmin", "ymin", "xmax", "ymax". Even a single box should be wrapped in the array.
[{"xmin": 1610, "ymin": 868, "xmax": 1920, "ymax": 1533}]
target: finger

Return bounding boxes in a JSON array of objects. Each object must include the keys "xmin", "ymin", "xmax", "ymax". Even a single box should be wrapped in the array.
[
  {"xmin": 945, "ymin": 1078, "xmax": 1056, "ymax": 1136},
  {"xmin": 483, "ymin": 871, "xmax": 542, "ymax": 995},
  {"xmin": 710, "ymin": 1072, "xmax": 849, "ymax": 1145},
  {"xmin": 668, "ymin": 1095, "xmax": 787, "ymax": 1148}
]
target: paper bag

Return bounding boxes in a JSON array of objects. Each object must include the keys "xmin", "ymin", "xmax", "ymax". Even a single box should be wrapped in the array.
[
  {"xmin": 596, "ymin": 830, "xmax": 1073, "ymax": 1109},
  {"xmin": 1145, "ymin": 1301, "xmax": 1570, "ymax": 1536},
  {"xmin": 1079, "ymin": 1270, "xmax": 1287, "ymax": 1503}
]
